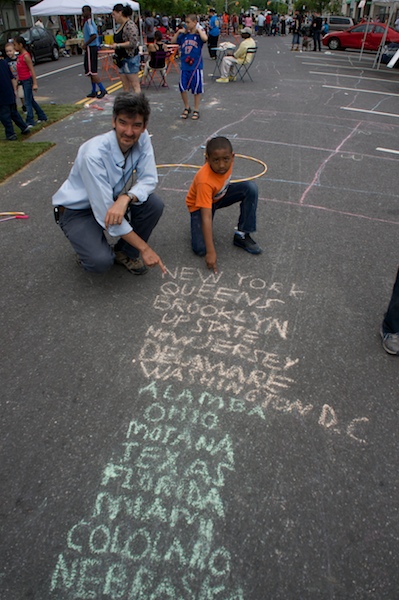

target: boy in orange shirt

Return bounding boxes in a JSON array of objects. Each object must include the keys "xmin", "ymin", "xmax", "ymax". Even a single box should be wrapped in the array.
[{"xmin": 186, "ymin": 136, "xmax": 262, "ymax": 272}]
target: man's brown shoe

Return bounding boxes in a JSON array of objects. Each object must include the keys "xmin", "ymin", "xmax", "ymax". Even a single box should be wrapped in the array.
[{"xmin": 114, "ymin": 251, "xmax": 148, "ymax": 275}]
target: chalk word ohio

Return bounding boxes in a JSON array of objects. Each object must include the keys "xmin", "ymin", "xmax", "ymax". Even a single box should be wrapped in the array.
[{"xmin": 51, "ymin": 383, "xmax": 244, "ymax": 599}]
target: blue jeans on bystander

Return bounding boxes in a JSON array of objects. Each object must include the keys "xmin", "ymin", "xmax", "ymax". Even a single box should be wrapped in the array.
[{"xmin": 21, "ymin": 77, "xmax": 47, "ymax": 126}]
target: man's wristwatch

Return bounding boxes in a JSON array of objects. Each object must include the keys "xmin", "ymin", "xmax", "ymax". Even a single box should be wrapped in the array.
[{"xmin": 126, "ymin": 191, "xmax": 136, "ymax": 203}]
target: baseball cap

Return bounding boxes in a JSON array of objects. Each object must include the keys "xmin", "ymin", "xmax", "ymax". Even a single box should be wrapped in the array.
[{"xmin": 241, "ymin": 27, "xmax": 252, "ymax": 34}]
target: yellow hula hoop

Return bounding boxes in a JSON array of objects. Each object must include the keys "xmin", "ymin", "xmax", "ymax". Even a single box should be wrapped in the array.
[{"xmin": 156, "ymin": 153, "xmax": 268, "ymax": 183}]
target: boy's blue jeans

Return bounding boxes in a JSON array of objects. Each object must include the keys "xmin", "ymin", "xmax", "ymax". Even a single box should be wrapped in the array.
[
  {"xmin": 190, "ymin": 180, "xmax": 258, "ymax": 256},
  {"xmin": 0, "ymin": 103, "xmax": 27, "ymax": 139}
]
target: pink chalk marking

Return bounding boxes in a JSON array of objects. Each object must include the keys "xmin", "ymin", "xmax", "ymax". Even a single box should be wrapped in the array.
[
  {"xmin": 0, "ymin": 215, "xmax": 29, "ymax": 223},
  {"xmin": 299, "ymin": 122, "xmax": 362, "ymax": 205},
  {"xmin": 159, "ymin": 186, "xmax": 399, "ymax": 226}
]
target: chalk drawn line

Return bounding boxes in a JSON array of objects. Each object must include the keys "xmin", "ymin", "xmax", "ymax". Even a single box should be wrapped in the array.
[{"xmin": 157, "ymin": 153, "xmax": 268, "ymax": 184}]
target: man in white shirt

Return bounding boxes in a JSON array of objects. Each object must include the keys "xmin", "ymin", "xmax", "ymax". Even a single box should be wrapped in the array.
[
  {"xmin": 52, "ymin": 92, "xmax": 165, "ymax": 275},
  {"xmin": 257, "ymin": 13, "xmax": 266, "ymax": 36}
]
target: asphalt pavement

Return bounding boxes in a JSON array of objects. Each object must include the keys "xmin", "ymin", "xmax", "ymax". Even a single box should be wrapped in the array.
[{"xmin": 1, "ymin": 35, "xmax": 399, "ymax": 599}]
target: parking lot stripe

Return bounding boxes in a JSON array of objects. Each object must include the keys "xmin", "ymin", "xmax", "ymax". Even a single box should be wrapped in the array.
[
  {"xmin": 376, "ymin": 147, "xmax": 399, "ymax": 155},
  {"xmin": 310, "ymin": 71, "xmax": 399, "ymax": 83},
  {"xmin": 323, "ymin": 85, "xmax": 399, "ymax": 96},
  {"xmin": 341, "ymin": 107, "xmax": 399, "ymax": 118}
]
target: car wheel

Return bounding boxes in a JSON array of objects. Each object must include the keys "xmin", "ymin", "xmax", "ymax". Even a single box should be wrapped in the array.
[
  {"xmin": 328, "ymin": 38, "xmax": 341, "ymax": 50},
  {"xmin": 51, "ymin": 45, "xmax": 59, "ymax": 60}
]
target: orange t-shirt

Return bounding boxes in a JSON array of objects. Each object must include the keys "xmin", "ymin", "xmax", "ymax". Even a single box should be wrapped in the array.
[{"xmin": 186, "ymin": 162, "xmax": 233, "ymax": 213}]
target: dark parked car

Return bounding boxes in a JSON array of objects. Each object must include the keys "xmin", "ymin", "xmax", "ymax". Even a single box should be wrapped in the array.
[
  {"xmin": 0, "ymin": 26, "xmax": 59, "ymax": 64},
  {"xmin": 381, "ymin": 42, "xmax": 399, "ymax": 68}
]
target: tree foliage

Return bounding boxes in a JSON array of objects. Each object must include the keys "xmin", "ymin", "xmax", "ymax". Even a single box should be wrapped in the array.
[
  {"xmin": 142, "ymin": 0, "xmax": 251, "ymax": 17},
  {"xmin": 293, "ymin": 0, "xmax": 343, "ymax": 14}
]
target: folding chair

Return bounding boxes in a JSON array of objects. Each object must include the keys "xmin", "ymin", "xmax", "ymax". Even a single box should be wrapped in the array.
[
  {"xmin": 165, "ymin": 44, "xmax": 179, "ymax": 74},
  {"xmin": 235, "ymin": 46, "xmax": 257, "ymax": 81},
  {"xmin": 141, "ymin": 49, "xmax": 168, "ymax": 89}
]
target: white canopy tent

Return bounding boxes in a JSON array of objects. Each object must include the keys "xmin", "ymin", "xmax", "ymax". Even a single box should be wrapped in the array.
[
  {"xmin": 30, "ymin": 0, "xmax": 142, "ymax": 46},
  {"xmin": 30, "ymin": 0, "xmax": 140, "ymax": 16}
]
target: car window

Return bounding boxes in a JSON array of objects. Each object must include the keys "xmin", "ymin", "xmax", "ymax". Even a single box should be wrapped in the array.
[
  {"xmin": 31, "ymin": 27, "xmax": 41, "ymax": 40},
  {"xmin": 351, "ymin": 24, "xmax": 368, "ymax": 33},
  {"xmin": 374, "ymin": 25, "xmax": 385, "ymax": 33},
  {"xmin": 0, "ymin": 29, "xmax": 22, "ymax": 43},
  {"xmin": 38, "ymin": 28, "xmax": 48, "ymax": 39},
  {"xmin": 330, "ymin": 18, "xmax": 350, "ymax": 25}
]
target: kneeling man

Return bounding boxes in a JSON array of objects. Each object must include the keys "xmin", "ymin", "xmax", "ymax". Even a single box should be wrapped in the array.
[{"xmin": 52, "ymin": 92, "xmax": 165, "ymax": 275}]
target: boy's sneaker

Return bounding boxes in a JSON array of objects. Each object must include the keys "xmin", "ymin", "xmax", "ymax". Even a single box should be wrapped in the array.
[
  {"xmin": 114, "ymin": 251, "xmax": 148, "ymax": 275},
  {"xmin": 380, "ymin": 326, "xmax": 399, "ymax": 355},
  {"xmin": 216, "ymin": 77, "xmax": 229, "ymax": 83},
  {"xmin": 21, "ymin": 128, "xmax": 31, "ymax": 135},
  {"xmin": 233, "ymin": 233, "xmax": 262, "ymax": 255}
]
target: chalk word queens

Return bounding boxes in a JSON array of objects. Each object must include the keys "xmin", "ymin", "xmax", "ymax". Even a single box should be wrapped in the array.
[{"xmin": 137, "ymin": 268, "xmax": 368, "ymax": 443}]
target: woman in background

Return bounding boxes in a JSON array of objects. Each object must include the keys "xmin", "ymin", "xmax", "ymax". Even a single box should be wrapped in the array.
[{"xmin": 111, "ymin": 4, "xmax": 140, "ymax": 94}]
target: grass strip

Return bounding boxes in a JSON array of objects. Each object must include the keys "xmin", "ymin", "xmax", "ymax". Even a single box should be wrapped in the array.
[{"xmin": 0, "ymin": 104, "xmax": 81, "ymax": 183}]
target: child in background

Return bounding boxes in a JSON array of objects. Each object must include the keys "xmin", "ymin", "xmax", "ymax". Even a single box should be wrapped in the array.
[
  {"xmin": 170, "ymin": 14, "xmax": 208, "ymax": 120},
  {"xmin": 13, "ymin": 36, "xmax": 47, "ymax": 127},
  {"xmin": 55, "ymin": 30, "xmax": 70, "ymax": 56},
  {"xmin": 4, "ymin": 42, "xmax": 26, "ymax": 112},
  {"xmin": 186, "ymin": 136, "xmax": 262, "ymax": 273}
]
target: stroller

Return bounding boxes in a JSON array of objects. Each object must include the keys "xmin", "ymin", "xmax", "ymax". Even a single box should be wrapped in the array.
[{"xmin": 300, "ymin": 24, "xmax": 312, "ymax": 51}]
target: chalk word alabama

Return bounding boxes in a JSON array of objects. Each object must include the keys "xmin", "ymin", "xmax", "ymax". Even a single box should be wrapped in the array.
[
  {"xmin": 51, "ymin": 383, "xmax": 245, "ymax": 599},
  {"xmin": 137, "ymin": 268, "xmax": 369, "ymax": 444}
]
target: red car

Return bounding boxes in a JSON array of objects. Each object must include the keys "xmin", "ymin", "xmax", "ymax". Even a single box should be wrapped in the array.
[{"xmin": 322, "ymin": 22, "xmax": 399, "ymax": 51}]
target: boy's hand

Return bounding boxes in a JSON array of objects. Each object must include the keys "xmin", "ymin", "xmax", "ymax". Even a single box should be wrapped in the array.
[{"xmin": 205, "ymin": 251, "xmax": 217, "ymax": 273}]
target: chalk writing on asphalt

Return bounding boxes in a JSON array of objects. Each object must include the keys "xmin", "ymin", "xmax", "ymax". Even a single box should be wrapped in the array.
[
  {"xmin": 51, "ymin": 382, "xmax": 244, "ymax": 599},
  {"xmin": 50, "ymin": 267, "xmax": 369, "ymax": 598},
  {"xmin": 138, "ymin": 268, "xmax": 369, "ymax": 443}
]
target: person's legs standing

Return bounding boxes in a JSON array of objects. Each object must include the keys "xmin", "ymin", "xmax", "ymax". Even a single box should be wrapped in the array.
[
  {"xmin": 313, "ymin": 30, "xmax": 321, "ymax": 51},
  {"xmin": 21, "ymin": 78, "xmax": 35, "ymax": 125},
  {"xmin": 383, "ymin": 268, "xmax": 399, "ymax": 333},
  {"xmin": 58, "ymin": 207, "xmax": 114, "ymax": 273},
  {"xmin": 120, "ymin": 54, "xmax": 141, "ymax": 93},
  {"xmin": 10, "ymin": 103, "xmax": 28, "ymax": 132},
  {"xmin": 31, "ymin": 95, "xmax": 47, "ymax": 122},
  {"xmin": 0, "ymin": 104, "xmax": 17, "ymax": 139},
  {"xmin": 381, "ymin": 267, "xmax": 399, "ymax": 354},
  {"xmin": 191, "ymin": 69, "xmax": 203, "ymax": 114},
  {"xmin": 208, "ymin": 34, "xmax": 219, "ymax": 58}
]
